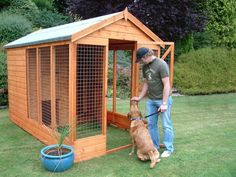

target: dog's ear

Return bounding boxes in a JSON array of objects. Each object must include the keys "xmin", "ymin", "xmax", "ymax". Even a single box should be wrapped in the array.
[
  {"xmin": 127, "ymin": 113, "xmax": 131, "ymax": 119},
  {"xmin": 139, "ymin": 111, "xmax": 143, "ymax": 118}
]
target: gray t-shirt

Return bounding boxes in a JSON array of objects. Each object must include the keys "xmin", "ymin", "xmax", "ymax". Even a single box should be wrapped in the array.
[{"xmin": 142, "ymin": 58, "xmax": 169, "ymax": 99}]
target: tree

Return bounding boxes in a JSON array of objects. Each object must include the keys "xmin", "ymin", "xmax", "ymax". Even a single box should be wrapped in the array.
[
  {"xmin": 53, "ymin": 0, "xmax": 68, "ymax": 14},
  {"xmin": 129, "ymin": 0, "xmax": 207, "ymax": 41},
  {"xmin": 66, "ymin": 0, "xmax": 132, "ymax": 19},
  {"xmin": 206, "ymin": 0, "xmax": 236, "ymax": 48},
  {"xmin": 66, "ymin": 0, "xmax": 207, "ymax": 41}
]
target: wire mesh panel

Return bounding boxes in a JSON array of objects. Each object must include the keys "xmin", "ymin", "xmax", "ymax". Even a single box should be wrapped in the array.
[
  {"xmin": 160, "ymin": 48, "xmax": 171, "ymax": 65},
  {"xmin": 39, "ymin": 47, "xmax": 51, "ymax": 127},
  {"xmin": 55, "ymin": 45, "xmax": 69, "ymax": 128},
  {"xmin": 76, "ymin": 44, "xmax": 104, "ymax": 139},
  {"xmin": 27, "ymin": 48, "xmax": 38, "ymax": 121}
]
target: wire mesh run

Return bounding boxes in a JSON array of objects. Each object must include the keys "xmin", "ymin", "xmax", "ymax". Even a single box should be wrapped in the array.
[
  {"xmin": 39, "ymin": 47, "xmax": 51, "ymax": 127},
  {"xmin": 55, "ymin": 45, "xmax": 69, "ymax": 129},
  {"xmin": 76, "ymin": 44, "xmax": 104, "ymax": 139},
  {"xmin": 27, "ymin": 48, "xmax": 38, "ymax": 121},
  {"xmin": 160, "ymin": 47, "xmax": 171, "ymax": 65}
]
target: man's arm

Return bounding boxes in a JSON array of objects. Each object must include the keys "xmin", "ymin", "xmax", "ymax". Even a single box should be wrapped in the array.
[{"xmin": 159, "ymin": 77, "xmax": 170, "ymax": 112}]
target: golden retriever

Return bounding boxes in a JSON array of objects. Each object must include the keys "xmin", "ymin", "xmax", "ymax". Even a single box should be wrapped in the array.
[{"xmin": 127, "ymin": 100, "xmax": 160, "ymax": 168}]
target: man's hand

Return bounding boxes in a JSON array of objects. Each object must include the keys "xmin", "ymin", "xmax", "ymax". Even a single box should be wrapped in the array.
[
  {"xmin": 131, "ymin": 97, "xmax": 140, "ymax": 102},
  {"xmin": 158, "ymin": 104, "xmax": 167, "ymax": 112}
]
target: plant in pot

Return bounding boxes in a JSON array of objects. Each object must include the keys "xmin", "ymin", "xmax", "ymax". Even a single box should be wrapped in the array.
[{"xmin": 40, "ymin": 125, "xmax": 74, "ymax": 172}]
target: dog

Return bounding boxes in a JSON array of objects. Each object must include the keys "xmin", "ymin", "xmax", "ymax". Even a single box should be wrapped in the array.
[{"xmin": 127, "ymin": 100, "xmax": 160, "ymax": 168}]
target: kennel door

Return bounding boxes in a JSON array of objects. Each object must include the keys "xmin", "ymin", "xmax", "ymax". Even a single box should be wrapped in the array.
[{"xmin": 76, "ymin": 44, "xmax": 105, "ymax": 139}]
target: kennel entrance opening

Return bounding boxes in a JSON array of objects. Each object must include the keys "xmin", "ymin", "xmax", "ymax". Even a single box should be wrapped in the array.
[{"xmin": 106, "ymin": 39, "xmax": 137, "ymax": 151}]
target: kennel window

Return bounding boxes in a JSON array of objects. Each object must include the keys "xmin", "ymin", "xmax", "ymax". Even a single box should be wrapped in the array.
[
  {"xmin": 55, "ymin": 45, "xmax": 69, "ymax": 129},
  {"xmin": 39, "ymin": 47, "xmax": 51, "ymax": 127},
  {"xmin": 27, "ymin": 48, "xmax": 38, "ymax": 121}
]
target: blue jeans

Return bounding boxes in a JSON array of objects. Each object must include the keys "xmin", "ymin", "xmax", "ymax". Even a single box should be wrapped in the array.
[{"xmin": 146, "ymin": 96, "xmax": 174, "ymax": 152}]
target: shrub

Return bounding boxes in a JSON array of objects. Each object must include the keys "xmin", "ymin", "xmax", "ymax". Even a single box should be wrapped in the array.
[
  {"xmin": 33, "ymin": 9, "xmax": 73, "ymax": 28},
  {"xmin": 108, "ymin": 51, "xmax": 132, "ymax": 99},
  {"xmin": 6, "ymin": 0, "xmax": 39, "ymax": 22},
  {"xmin": 174, "ymin": 48, "xmax": 236, "ymax": 95},
  {"xmin": 0, "ymin": 52, "xmax": 8, "ymax": 106},
  {"xmin": 0, "ymin": 12, "xmax": 32, "ymax": 43},
  {"xmin": 32, "ymin": 0, "xmax": 53, "ymax": 10},
  {"xmin": 206, "ymin": 0, "xmax": 236, "ymax": 48}
]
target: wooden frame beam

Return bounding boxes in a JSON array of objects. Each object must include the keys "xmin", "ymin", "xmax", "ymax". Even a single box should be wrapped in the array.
[
  {"xmin": 112, "ymin": 50, "xmax": 117, "ymax": 113},
  {"xmin": 69, "ymin": 42, "xmax": 76, "ymax": 142},
  {"xmin": 50, "ymin": 46, "xmax": 56, "ymax": 130}
]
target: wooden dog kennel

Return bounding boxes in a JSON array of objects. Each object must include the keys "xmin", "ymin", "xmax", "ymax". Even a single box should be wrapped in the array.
[{"xmin": 5, "ymin": 9, "xmax": 174, "ymax": 162}]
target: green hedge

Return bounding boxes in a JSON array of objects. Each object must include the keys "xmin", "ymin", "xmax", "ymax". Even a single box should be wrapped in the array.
[
  {"xmin": 0, "ymin": 52, "xmax": 8, "ymax": 106},
  {"xmin": 6, "ymin": 0, "xmax": 39, "ymax": 22},
  {"xmin": 33, "ymin": 9, "xmax": 73, "ymax": 28},
  {"xmin": 174, "ymin": 48, "xmax": 236, "ymax": 95},
  {"xmin": 0, "ymin": 12, "xmax": 32, "ymax": 43}
]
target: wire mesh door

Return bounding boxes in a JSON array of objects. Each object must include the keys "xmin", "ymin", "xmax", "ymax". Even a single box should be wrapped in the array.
[{"xmin": 76, "ymin": 44, "xmax": 104, "ymax": 139}]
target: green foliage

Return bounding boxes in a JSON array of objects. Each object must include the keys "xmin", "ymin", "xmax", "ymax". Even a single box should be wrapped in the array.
[
  {"xmin": 6, "ymin": 0, "xmax": 39, "ymax": 22},
  {"xmin": 57, "ymin": 125, "xmax": 70, "ymax": 148},
  {"xmin": 32, "ymin": 0, "xmax": 53, "ymax": 10},
  {"xmin": 174, "ymin": 47, "xmax": 236, "ymax": 95},
  {"xmin": 193, "ymin": 30, "xmax": 218, "ymax": 50},
  {"xmin": 108, "ymin": 50, "xmax": 132, "ymax": 99},
  {"xmin": 0, "ymin": 0, "xmax": 10, "ymax": 10},
  {"xmin": 0, "ymin": 12, "xmax": 32, "ymax": 43},
  {"xmin": 206, "ymin": 0, "xmax": 236, "ymax": 48},
  {"xmin": 33, "ymin": 9, "xmax": 73, "ymax": 28},
  {"xmin": 175, "ymin": 33, "xmax": 194, "ymax": 58},
  {"xmin": 0, "ymin": 52, "xmax": 8, "ymax": 106}
]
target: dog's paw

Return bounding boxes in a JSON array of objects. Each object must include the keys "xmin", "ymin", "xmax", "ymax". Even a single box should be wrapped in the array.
[
  {"xmin": 150, "ymin": 162, "xmax": 156, "ymax": 169},
  {"xmin": 129, "ymin": 152, "xmax": 133, "ymax": 156}
]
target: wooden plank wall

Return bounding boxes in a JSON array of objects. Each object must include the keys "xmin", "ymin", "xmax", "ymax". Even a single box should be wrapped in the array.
[
  {"xmin": 7, "ymin": 47, "xmax": 57, "ymax": 145},
  {"xmin": 87, "ymin": 19, "xmax": 158, "ymax": 50},
  {"xmin": 73, "ymin": 135, "xmax": 106, "ymax": 162},
  {"xmin": 7, "ymin": 48, "xmax": 28, "ymax": 120}
]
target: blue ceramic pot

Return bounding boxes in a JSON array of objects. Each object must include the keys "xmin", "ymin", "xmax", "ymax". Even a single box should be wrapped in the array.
[{"xmin": 40, "ymin": 144, "xmax": 74, "ymax": 172}]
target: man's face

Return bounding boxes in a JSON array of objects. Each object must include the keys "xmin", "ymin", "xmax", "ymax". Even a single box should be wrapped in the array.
[{"xmin": 141, "ymin": 56, "xmax": 149, "ymax": 64}]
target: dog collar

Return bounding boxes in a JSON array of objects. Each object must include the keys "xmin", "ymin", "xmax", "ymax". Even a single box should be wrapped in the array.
[{"xmin": 130, "ymin": 117, "xmax": 145, "ymax": 121}]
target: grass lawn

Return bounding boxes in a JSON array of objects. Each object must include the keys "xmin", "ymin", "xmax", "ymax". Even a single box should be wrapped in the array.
[{"xmin": 0, "ymin": 93, "xmax": 236, "ymax": 177}]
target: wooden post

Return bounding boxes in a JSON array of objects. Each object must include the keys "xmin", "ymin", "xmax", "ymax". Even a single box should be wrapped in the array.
[
  {"xmin": 50, "ymin": 46, "xmax": 56, "ymax": 130},
  {"xmin": 170, "ymin": 44, "xmax": 175, "ymax": 88},
  {"xmin": 37, "ymin": 48, "xmax": 42, "ymax": 124},
  {"xmin": 26, "ymin": 50, "xmax": 30, "ymax": 119},
  {"xmin": 112, "ymin": 50, "xmax": 117, "ymax": 114},
  {"xmin": 69, "ymin": 43, "xmax": 76, "ymax": 142},
  {"xmin": 131, "ymin": 43, "xmax": 139, "ymax": 97},
  {"xmin": 102, "ymin": 44, "xmax": 109, "ymax": 135}
]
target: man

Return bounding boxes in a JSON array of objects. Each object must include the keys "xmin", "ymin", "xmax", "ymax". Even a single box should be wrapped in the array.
[{"xmin": 131, "ymin": 47, "xmax": 174, "ymax": 157}]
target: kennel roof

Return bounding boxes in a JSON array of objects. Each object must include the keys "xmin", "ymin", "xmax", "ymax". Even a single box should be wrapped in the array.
[{"xmin": 4, "ymin": 9, "xmax": 163, "ymax": 49}]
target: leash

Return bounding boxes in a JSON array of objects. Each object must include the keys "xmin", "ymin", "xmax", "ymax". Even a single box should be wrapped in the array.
[
  {"xmin": 144, "ymin": 109, "xmax": 161, "ymax": 118},
  {"xmin": 130, "ymin": 110, "xmax": 161, "ymax": 121}
]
